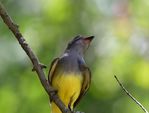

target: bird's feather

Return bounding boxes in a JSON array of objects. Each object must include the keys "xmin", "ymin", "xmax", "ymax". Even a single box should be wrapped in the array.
[
  {"xmin": 74, "ymin": 65, "xmax": 91, "ymax": 108},
  {"xmin": 48, "ymin": 58, "xmax": 59, "ymax": 84}
]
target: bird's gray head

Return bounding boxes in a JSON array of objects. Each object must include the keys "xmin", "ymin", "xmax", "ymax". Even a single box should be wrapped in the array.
[{"xmin": 65, "ymin": 35, "xmax": 94, "ymax": 56}]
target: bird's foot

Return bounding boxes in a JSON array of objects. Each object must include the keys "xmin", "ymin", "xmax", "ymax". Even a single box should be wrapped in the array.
[
  {"xmin": 50, "ymin": 88, "xmax": 58, "ymax": 94},
  {"xmin": 49, "ymin": 88, "xmax": 58, "ymax": 102}
]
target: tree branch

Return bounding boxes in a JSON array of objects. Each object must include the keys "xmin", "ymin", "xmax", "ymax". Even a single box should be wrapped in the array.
[
  {"xmin": 114, "ymin": 75, "xmax": 149, "ymax": 113},
  {"xmin": 0, "ymin": 2, "xmax": 71, "ymax": 113}
]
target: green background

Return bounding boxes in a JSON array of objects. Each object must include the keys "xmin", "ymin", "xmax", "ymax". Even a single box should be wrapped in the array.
[{"xmin": 0, "ymin": 0, "xmax": 149, "ymax": 113}]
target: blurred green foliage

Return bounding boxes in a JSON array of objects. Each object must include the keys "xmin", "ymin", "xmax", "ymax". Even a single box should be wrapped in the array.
[{"xmin": 0, "ymin": 0, "xmax": 149, "ymax": 113}]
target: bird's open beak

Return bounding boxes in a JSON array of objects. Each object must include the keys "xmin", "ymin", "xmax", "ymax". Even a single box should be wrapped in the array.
[{"xmin": 83, "ymin": 36, "xmax": 94, "ymax": 44}]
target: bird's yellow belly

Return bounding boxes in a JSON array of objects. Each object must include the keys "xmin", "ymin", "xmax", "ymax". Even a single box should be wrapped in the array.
[{"xmin": 51, "ymin": 73, "xmax": 83, "ymax": 113}]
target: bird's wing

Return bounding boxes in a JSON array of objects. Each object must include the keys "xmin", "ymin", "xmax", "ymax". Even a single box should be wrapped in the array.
[
  {"xmin": 74, "ymin": 65, "xmax": 91, "ymax": 108},
  {"xmin": 48, "ymin": 58, "xmax": 59, "ymax": 84}
]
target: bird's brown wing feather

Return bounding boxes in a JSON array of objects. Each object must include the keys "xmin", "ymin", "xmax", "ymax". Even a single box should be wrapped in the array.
[
  {"xmin": 48, "ymin": 58, "xmax": 59, "ymax": 84},
  {"xmin": 74, "ymin": 66, "xmax": 91, "ymax": 108}
]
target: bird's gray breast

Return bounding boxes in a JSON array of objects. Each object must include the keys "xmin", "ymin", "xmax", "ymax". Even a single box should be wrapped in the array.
[{"xmin": 56, "ymin": 54, "xmax": 84, "ymax": 74}]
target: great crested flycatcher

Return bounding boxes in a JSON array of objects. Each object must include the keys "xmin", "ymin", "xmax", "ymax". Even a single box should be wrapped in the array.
[{"xmin": 48, "ymin": 35, "xmax": 94, "ymax": 113}]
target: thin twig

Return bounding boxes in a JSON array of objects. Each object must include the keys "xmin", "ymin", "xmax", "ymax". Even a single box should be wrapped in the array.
[
  {"xmin": 0, "ymin": 2, "xmax": 72, "ymax": 113},
  {"xmin": 114, "ymin": 75, "xmax": 148, "ymax": 113}
]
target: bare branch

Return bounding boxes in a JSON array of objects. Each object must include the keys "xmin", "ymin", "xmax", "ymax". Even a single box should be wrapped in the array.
[
  {"xmin": 0, "ymin": 2, "xmax": 71, "ymax": 113},
  {"xmin": 114, "ymin": 75, "xmax": 148, "ymax": 113}
]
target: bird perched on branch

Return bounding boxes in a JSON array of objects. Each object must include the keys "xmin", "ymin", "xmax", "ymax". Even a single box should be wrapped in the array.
[{"xmin": 48, "ymin": 35, "xmax": 94, "ymax": 113}]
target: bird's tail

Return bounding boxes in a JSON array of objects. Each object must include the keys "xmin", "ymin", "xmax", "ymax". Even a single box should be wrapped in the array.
[{"xmin": 51, "ymin": 102, "xmax": 62, "ymax": 113}]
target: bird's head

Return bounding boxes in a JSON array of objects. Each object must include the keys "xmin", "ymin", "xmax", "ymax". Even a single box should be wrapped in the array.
[{"xmin": 66, "ymin": 35, "xmax": 94, "ymax": 56}]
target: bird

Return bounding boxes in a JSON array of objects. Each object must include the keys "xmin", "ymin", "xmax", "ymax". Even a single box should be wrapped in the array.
[{"xmin": 48, "ymin": 35, "xmax": 94, "ymax": 113}]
